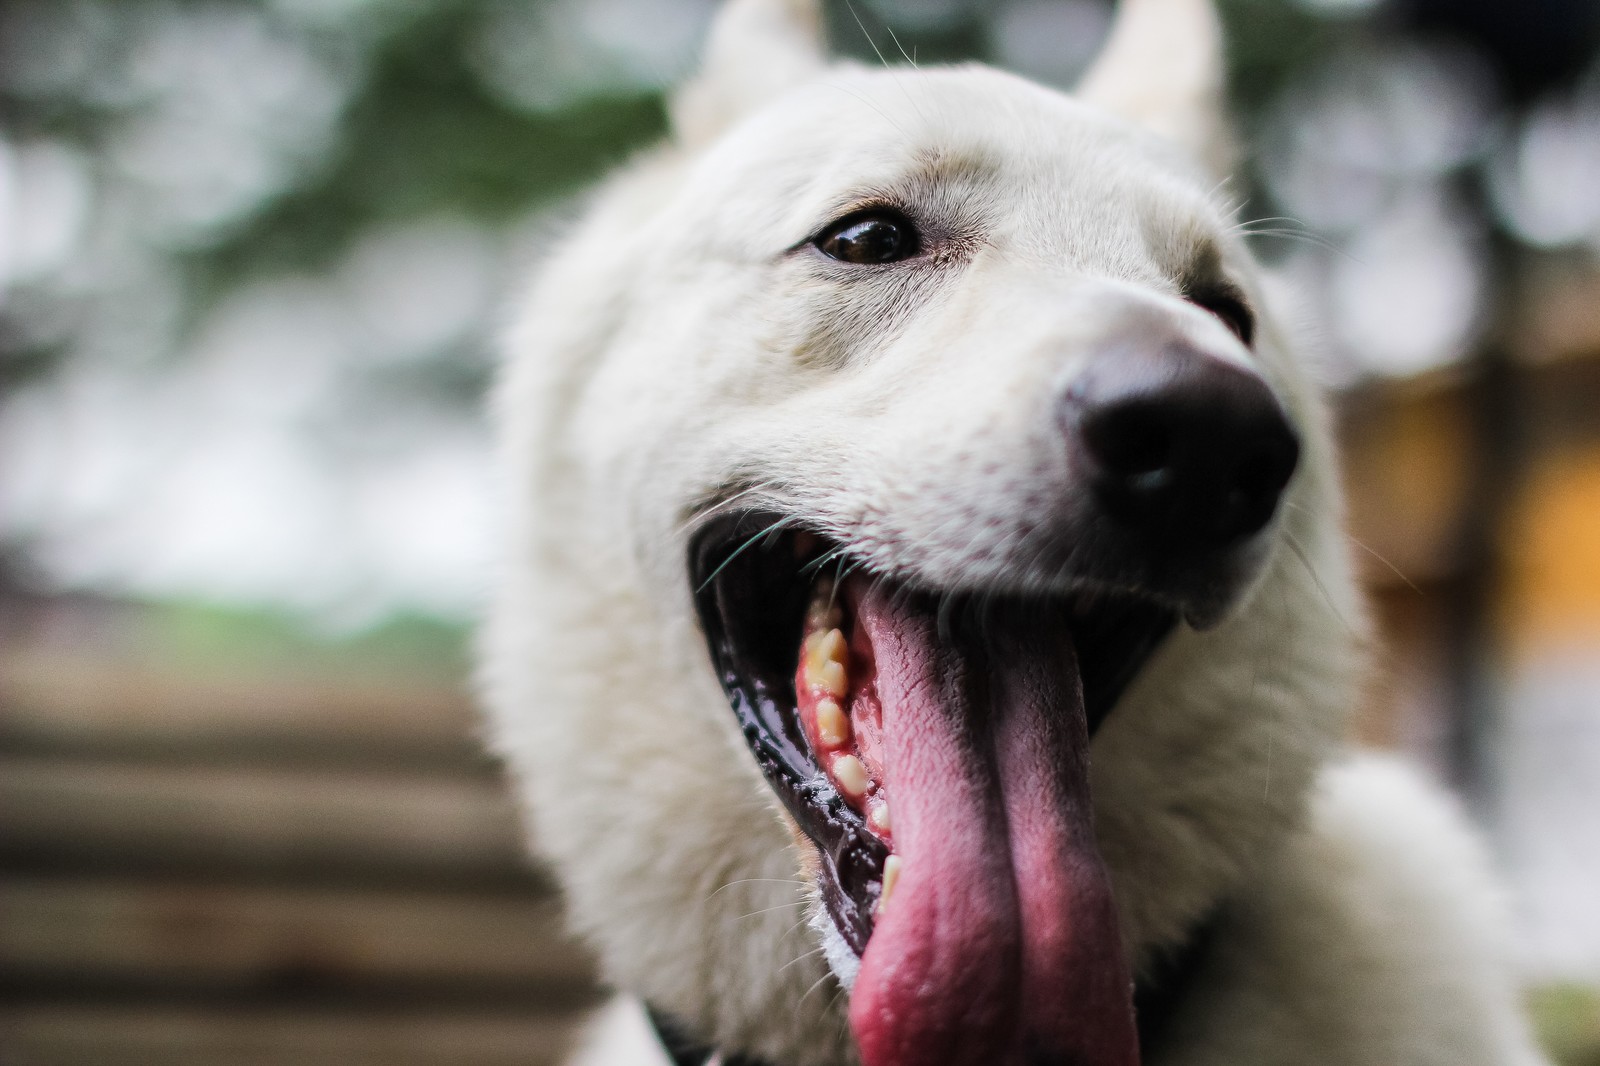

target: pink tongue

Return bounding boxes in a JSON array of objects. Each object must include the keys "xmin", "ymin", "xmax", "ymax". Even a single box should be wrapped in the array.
[{"xmin": 847, "ymin": 584, "xmax": 1139, "ymax": 1066}]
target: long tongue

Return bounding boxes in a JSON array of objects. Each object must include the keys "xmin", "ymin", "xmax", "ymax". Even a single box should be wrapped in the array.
[{"xmin": 847, "ymin": 584, "xmax": 1139, "ymax": 1066}]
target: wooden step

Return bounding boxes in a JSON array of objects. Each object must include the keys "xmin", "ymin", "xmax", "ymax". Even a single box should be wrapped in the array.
[
  {"xmin": 0, "ymin": 649, "xmax": 484, "ymax": 769},
  {"xmin": 0, "ymin": 875, "xmax": 595, "ymax": 995},
  {"xmin": 0, "ymin": 1003, "xmax": 583, "ymax": 1066},
  {"xmin": 0, "ymin": 755, "xmax": 534, "ymax": 885}
]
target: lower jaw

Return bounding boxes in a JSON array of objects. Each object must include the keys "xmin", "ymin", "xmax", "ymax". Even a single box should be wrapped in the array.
[{"xmin": 811, "ymin": 904, "xmax": 865, "ymax": 989}]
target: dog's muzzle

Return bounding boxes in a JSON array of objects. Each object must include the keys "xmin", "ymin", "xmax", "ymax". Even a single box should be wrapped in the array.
[{"xmin": 688, "ymin": 338, "xmax": 1299, "ymax": 1066}]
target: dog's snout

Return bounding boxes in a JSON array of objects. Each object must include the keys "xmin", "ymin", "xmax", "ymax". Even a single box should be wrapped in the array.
[{"xmin": 1061, "ymin": 341, "xmax": 1300, "ymax": 550}]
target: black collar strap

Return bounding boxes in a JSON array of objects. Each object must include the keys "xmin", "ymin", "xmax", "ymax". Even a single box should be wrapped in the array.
[
  {"xmin": 645, "ymin": 903, "xmax": 1222, "ymax": 1066},
  {"xmin": 1130, "ymin": 902, "xmax": 1225, "ymax": 1059}
]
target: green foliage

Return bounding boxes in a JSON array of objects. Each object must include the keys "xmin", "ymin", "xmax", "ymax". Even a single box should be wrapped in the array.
[
  {"xmin": 141, "ymin": 598, "xmax": 471, "ymax": 680},
  {"xmin": 1217, "ymin": 0, "xmax": 1340, "ymax": 114},
  {"xmin": 196, "ymin": 9, "xmax": 669, "ymax": 290},
  {"xmin": 1532, "ymin": 984, "xmax": 1600, "ymax": 1066}
]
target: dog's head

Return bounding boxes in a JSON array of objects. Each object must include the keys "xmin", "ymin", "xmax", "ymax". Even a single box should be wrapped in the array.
[{"xmin": 485, "ymin": 2, "xmax": 1365, "ymax": 1064}]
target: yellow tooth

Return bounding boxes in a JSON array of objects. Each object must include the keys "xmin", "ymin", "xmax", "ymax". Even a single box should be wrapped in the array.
[
  {"xmin": 814, "ymin": 628, "xmax": 847, "ymax": 666},
  {"xmin": 877, "ymin": 855, "xmax": 902, "ymax": 914},
  {"xmin": 831, "ymin": 754, "xmax": 869, "ymax": 800},
  {"xmin": 869, "ymin": 800, "xmax": 892, "ymax": 834},
  {"xmin": 802, "ymin": 626, "xmax": 844, "ymax": 662},
  {"xmin": 815, "ymin": 698, "xmax": 850, "ymax": 748},
  {"xmin": 816, "ymin": 660, "xmax": 847, "ymax": 698},
  {"xmin": 803, "ymin": 628, "xmax": 847, "ymax": 696}
]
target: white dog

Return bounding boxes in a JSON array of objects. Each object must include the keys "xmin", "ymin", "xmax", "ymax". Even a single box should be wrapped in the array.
[{"xmin": 482, "ymin": 0, "xmax": 1550, "ymax": 1062}]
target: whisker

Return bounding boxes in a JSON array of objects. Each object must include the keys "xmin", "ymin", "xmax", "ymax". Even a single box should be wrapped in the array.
[
  {"xmin": 884, "ymin": 22, "xmax": 917, "ymax": 68},
  {"xmin": 798, "ymin": 969, "xmax": 838, "ymax": 1009},
  {"xmin": 1206, "ymin": 174, "xmax": 1242, "ymax": 217},
  {"xmin": 737, "ymin": 900, "xmax": 809, "ymax": 921},
  {"xmin": 842, "ymin": 0, "xmax": 928, "ymax": 124},
  {"xmin": 708, "ymin": 877, "xmax": 808, "ymax": 900},
  {"xmin": 1236, "ymin": 227, "xmax": 1356, "ymax": 261},
  {"xmin": 1228, "ymin": 215, "xmax": 1357, "ymax": 259},
  {"xmin": 801, "ymin": 546, "xmax": 850, "ymax": 576},
  {"xmin": 1282, "ymin": 530, "xmax": 1359, "ymax": 638},
  {"xmin": 826, "ymin": 83, "xmax": 909, "ymax": 137},
  {"xmin": 1231, "ymin": 214, "xmax": 1310, "ymax": 233},
  {"xmin": 844, "ymin": 0, "xmax": 890, "ymax": 70},
  {"xmin": 695, "ymin": 515, "xmax": 796, "ymax": 593},
  {"xmin": 828, "ymin": 981, "xmax": 849, "ymax": 1015},
  {"xmin": 679, "ymin": 478, "xmax": 785, "ymax": 535},
  {"xmin": 1283, "ymin": 500, "xmax": 1420, "ymax": 595},
  {"xmin": 777, "ymin": 944, "xmax": 827, "ymax": 975}
]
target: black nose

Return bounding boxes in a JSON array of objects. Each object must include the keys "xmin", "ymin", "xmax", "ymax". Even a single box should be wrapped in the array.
[{"xmin": 1061, "ymin": 341, "xmax": 1300, "ymax": 551}]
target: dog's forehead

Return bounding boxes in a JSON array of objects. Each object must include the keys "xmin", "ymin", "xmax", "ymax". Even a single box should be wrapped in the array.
[{"xmin": 682, "ymin": 63, "xmax": 1223, "ymax": 258}]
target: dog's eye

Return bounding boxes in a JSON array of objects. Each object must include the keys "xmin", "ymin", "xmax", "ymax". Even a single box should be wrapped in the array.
[
  {"xmin": 815, "ymin": 211, "xmax": 920, "ymax": 264},
  {"xmin": 1190, "ymin": 289, "xmax": 1256, "ymax": 347}
]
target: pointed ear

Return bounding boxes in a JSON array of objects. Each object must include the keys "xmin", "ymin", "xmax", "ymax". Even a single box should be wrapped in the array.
[
  {"xmin": 670, "ymin": 0, "xmax": 827, "ymax": 147},
  {"xmin": 1076, "ymin": 0, "xmax": 1235, "ymax": 176}
]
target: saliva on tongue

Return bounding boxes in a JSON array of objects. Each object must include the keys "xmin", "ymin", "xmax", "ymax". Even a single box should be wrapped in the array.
[{"xmin": 843, "ymin": 581, "xmax": 1140, "ymax": 1066}]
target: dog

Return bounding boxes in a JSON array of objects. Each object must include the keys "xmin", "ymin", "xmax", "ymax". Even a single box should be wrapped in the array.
[{"xmin": 481, "ymin": 0, "xmax": 1550, "ymax": 1062}]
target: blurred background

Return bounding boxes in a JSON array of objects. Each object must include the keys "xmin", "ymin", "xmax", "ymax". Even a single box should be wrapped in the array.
[{"xmin": 1, "ymin": 0, "xmax": 1597, "ymax": 1062}]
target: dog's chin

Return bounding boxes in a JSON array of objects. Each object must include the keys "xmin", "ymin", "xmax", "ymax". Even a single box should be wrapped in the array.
[{"xmin": 685, "ymin": 509, "xmax": 1294, "ymax": 1061}]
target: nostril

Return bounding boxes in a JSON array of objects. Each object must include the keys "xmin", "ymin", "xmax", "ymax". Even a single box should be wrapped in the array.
[
  {"xmin": 1075, "ymin": 400, "xmax": 1185, "ymax": 529},
  {"xmin": 1083, "ymin": 403, "xmax": 1174, "ymax": 482},
  {"xmin": 1234, "ymin": 443, "xmax": 1288, "ymax": 504},
  {"xmin": 1060, "ymin": 339, "xmax": 1300, "ymax": 552},
  {"xmin": 1214, "ymin": 430, "xmax": 1301, "ymax": 541}
]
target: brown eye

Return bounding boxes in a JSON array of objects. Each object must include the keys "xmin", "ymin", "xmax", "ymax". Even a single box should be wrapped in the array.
[
  {"xmin": 815, "ymin": 211, "xmax": 920, "ymax": 264},
  {"xmin": 1190, "ymin": 288, "xmax": 1256, "ymax": 346}
]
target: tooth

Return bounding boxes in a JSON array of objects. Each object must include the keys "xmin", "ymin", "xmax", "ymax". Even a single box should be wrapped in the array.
[
  {"xmin": 805, "ymin": 651, "xmax": 847, "ymax": 698},
  {"xmin": 831, "ymin": 753, "xmax": 869, "ymax": 800},
  {"xmin": 869, "ymin": 800, "xmax": 891, "ymax": 833},
  {"xmin": 815, "ymin": 698, "xmax": 850, "ymax": 748},
  {"xmin": 877, "ymin": 855, "xmax": 902, "ymax": 914},
  {"xmin": 816, "ymin": 660, "xmax": 847, "ymax": 698},
  {"xmin": 802, "ymin": 627, "xmax": 845, "ymax": 666},
  {"xmin": 814, "ymin": 628, "xmax": 847, "ymax": 666}
]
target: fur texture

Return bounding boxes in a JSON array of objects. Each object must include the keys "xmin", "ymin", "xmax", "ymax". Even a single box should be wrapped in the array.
[{"xmin": 482, "ymin": 1, "xmax": 1549, "ymax": 1062}]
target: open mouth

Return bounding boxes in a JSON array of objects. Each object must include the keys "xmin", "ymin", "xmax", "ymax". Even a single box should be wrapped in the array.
[{"xmin": 690, "ymin": 510, "xmax": 1175, "ymax": 1064}]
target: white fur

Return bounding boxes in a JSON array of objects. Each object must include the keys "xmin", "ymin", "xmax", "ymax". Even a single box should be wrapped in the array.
[
  {"xmin": 481, "ymin": 1, "xmax": 1548, "ymax": 1062},
  {"xmin": 1156, "ymin": 755, "xmax": 1549, "ymax": 1065},
  {"xmin": 566, "ymin": 999, "xmax": 673, "ymax": 1066},
  {"xmin": 1077, "ymin": 0, "xmax": 1234, "ymax": 175}
]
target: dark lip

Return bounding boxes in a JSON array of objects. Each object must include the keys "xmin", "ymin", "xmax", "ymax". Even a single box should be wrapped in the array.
[{"xmin": 688, "ymin": 510, "xmax": 1176, "ymax": 956}]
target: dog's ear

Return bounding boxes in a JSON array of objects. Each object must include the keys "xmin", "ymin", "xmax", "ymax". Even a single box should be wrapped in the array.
[
  {"xmin": 1077, "ymin": 0, "xmax": 1235, "ymax": 176},
  {"xmin": 671, "ymin": 0, "xmax": 827, "ymax": 147}
]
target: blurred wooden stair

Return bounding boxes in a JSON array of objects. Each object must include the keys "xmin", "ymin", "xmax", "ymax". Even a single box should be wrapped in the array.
[{"xmin": 0, "ymin": 630, "xmax": 600, "ymax": 1066}]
